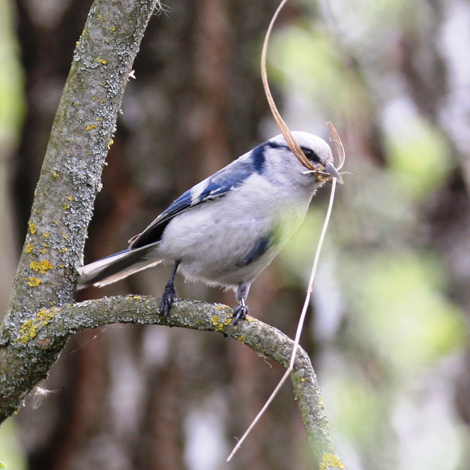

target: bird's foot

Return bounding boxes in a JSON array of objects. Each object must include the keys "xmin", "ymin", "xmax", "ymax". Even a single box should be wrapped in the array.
[
  {"xmin": 232, "ymin": 304, "xmax": 248, "ymax": 326},
  {"xmin": 160, "ymin": 283, "xmax": 176, "ymax": 317}
]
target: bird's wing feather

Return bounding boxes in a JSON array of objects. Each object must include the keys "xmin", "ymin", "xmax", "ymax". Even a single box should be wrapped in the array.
[{"xmin": 129, "ymin": 159, "xmax": 255, "ymax": 249}]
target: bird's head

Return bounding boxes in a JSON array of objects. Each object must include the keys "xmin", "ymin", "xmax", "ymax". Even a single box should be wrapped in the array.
[{"xmin": 270, "ymin": 131, "xmax": 342, "ymax": 184}]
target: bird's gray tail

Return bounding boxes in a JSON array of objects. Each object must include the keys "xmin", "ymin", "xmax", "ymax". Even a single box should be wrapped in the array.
[{"xmin": 77, "ymin": 242, "xmax": 162, "ymax": 290}]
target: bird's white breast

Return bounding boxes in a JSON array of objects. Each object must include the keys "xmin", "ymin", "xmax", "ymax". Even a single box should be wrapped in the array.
[{"xmin": 156, "ymin": 172, "xmax": 318, "ymax": 288}]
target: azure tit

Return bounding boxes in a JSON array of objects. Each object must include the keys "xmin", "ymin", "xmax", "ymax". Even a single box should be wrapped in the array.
[{"xmin": 77, "ymin": 131, "xmax": 341, "ymax": 325}]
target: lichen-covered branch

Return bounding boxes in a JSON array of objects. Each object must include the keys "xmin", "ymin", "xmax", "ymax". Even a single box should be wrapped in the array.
[
  {"xmin": 0, "ymin": 0, "xmax": 159, "ymax": 421},
  {"xmin": 10, "ymin": 295, "xmax": 344, "ymax": 469}
]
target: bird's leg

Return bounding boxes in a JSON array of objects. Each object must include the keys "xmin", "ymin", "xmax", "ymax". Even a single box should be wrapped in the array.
[
  {"xmin": 160, "ymin": 260, "xmax": 181, "ymax": 316},
  {"xmin": 233, "ymin": 283, "xmax": 251, "ymax": 325}
]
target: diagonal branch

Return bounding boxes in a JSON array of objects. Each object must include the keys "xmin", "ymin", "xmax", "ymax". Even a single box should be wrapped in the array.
[{"xmin": 12, "ymin": 295, "xmax": 344, "ymax": 469}]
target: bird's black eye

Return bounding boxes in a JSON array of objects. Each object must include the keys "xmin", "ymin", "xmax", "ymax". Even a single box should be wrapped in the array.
[{"xmin": 301, "ymin": 147, "xmax": 320, "ymax": 163}]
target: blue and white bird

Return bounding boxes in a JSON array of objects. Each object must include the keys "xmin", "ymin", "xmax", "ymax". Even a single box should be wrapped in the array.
[{"xmin": 77, "ymin": 131, "xmax": 340, "ymax": 324}]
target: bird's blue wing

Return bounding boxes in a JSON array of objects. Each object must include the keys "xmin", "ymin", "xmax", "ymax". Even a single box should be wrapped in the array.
[
  {"xmin": 128, "ymin": 189, "xmax": 194, "ymax": 248},
  {"xmin": 128, "ymin": 152, "xmax": 263, "ymax": 249}
]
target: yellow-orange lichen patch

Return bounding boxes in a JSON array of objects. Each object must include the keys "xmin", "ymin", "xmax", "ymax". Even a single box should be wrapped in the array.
[{"xmin": 30, "ymin": 260, "xmax": 54, "ymax": 274}]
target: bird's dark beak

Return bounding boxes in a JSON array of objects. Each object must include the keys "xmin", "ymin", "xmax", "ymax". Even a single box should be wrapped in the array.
[{"xmin": 324, "ymin": 162, "xmax": 343, "ymax": 184}]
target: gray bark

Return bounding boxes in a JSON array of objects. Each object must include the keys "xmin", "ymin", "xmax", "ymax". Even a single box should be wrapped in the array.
[{"xmin": 1, "ymin": 0, "xmax": 159, "ymax": 421}]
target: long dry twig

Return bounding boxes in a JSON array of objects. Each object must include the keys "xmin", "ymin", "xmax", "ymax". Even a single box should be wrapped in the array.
[{"xmin": 228, "ymin": 0, "xmax": 346, "ymax": 464}]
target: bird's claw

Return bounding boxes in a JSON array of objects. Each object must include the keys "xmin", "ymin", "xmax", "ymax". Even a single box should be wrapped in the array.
[
  {"xmin": 160, "ymin": 283, "xmax": 176, "ymax": 316},
  {"xmin": 232, "ymin": 304, "xmax": 248, "ymax": 326}
]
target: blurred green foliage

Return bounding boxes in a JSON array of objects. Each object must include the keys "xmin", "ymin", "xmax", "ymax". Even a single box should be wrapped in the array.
[
  {"xmin": 0, "ymin": 0, "xmax": 26, "ymax": 467},
  {"xmin": 0, "ymin": 0, "xmax": 25, "ymax": 146},
  {"xmin": 386, "ymin": 118, "xmax": 453, "ymax": 201},
  {"xmin": 0, "ymin": 419, "xmax": 26, "ymax": 470},
  {"xmin": 271, "ymin": 26, "xmax": 371, "ymax": 118},
  {"xmin": 360, "ymin": 253, "xmax": 464, "ymax": 372}
]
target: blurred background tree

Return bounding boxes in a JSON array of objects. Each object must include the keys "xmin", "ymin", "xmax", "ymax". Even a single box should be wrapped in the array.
[{"xmin": 1, "ymin": 0, "xmax": 470, "ymax": 469}]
